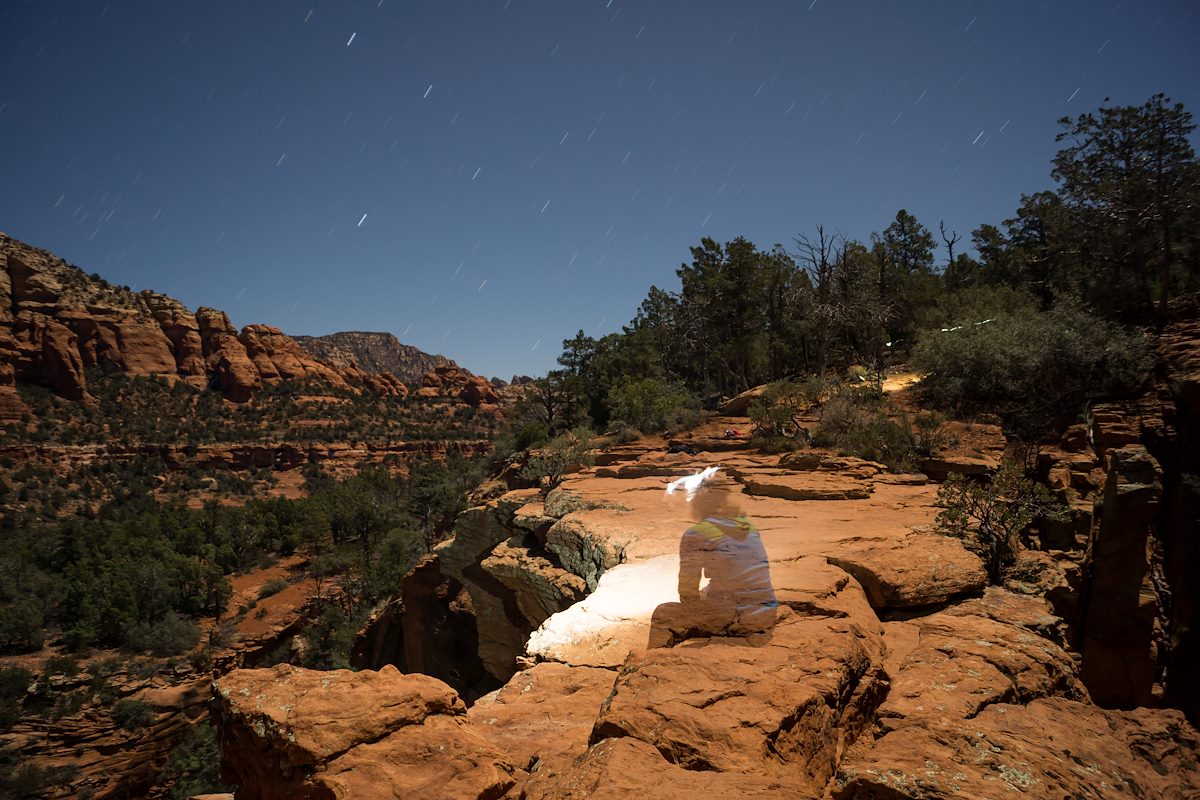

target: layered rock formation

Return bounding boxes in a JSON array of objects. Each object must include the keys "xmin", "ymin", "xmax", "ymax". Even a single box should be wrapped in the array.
[
  {"xmin": 294, "ymin": 331, "xmax": 456, "ymax": 383},
  {"xmin": 0, "ymin": 233, "xmax": 408, "ymax": 407},
  {"xmin": 417, "ymin": 364, "xmax": 501, "ymax": 409},
  {"xmin": 212, "ymin": 413, "xmax": 1200, "ymax": 798}
]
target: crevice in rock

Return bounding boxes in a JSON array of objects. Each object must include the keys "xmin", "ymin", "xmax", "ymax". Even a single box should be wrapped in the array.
[{"xmin": 876, "ymin": 596, "xmax": 975, "ymax": 622}]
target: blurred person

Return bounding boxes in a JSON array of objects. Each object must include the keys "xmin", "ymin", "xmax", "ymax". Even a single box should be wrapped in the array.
[{"xmin": 648, "ymin": 467, "xmax": 777, "ymax": 648}]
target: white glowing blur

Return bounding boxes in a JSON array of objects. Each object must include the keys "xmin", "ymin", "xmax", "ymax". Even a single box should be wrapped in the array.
[{"xmin": 665, "ymin": 465, "xmax": 719, "ymax": 502}]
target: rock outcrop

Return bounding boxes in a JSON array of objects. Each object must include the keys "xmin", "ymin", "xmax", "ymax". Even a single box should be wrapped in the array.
[
  {"xmin": 417, "ymin": 365, "xmax": 501, "ymax": 408},
  {"xmin": 211, "ymin": 664, "xmax": 517, "ymax": 800},
  {"xmin": 1081, "ymin": 444, "xmax": 1164, "ymax": 708},
  {"xmin": 0, "ymin": 233, "xmax": 409, "ymax": 404},
  {"xmin": 211, "ymin": 410, "xmax": 1200, "ymax": 799},
  {"xmin": 294, "ymin": 331, "xmax": 456, "ymax": 383},
  {"xmin": 1031, "ymin": 304, "xmax": 1200, "ymax": 723}
]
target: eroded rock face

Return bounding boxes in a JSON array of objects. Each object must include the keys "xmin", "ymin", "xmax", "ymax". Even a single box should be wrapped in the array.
[
  {"xmin": 0, "ymin": 233, "xmax": 411, "ymax": 404},
  {"xmin": 1081, "ymin": 444, "xmax": 1164, "ymax": 708},
  {"xmin": 294, "ymin": 330, "xmax": 456, "ymax": 383}
]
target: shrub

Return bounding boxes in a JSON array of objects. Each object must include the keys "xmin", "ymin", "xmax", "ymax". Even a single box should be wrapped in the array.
[
  {"xmin": 910, "ymin": 410, "xmax": 953, "ymax": 456},
  {"xmin": 520, "ymin": 428, "xmax": 595, "ymax": 491},
  {"xmin": 0, "ymin": 667, "xmax": 32, "ymax": 731},
  {"xmin": 0, "ymin": 762, "xmax": 78, "ymax": 800},
  {"xmin": 111, "ymin": 698, "xmax": 155, "ymax": 731},
  {"xmin": 256, "ymin": 578, "xmax": 289, "ymax": 600},
  {"xmin": 748, "ymin": 381, "xmax": 816, "ymax": 452},
  {"xmin": 0, "ymin": 598, "xmax": 45, "ymax": 653},
  {"xmin": 122, "ymin": 612, "xmax": 200, "ymax": 657},
  {"xmin": 813, "ymin": 390, "xmax": 917, "ymax": 472},
  {"xmin": 161, "ymin": 723, "xmax": 231, "ymax": 800},
  {"xmin": 607, "ymin": 376, "xmax": 699, "ymax": 435},
  {"xmin": 935, "ymin": 461, "xmax": 1067, "ymax": 584},
  {"xmin": 602, "ymin": 421, "xmax": 642, "ymax": 445},
  {"xmin": 913, "ymin": 303, "xmax": 1151, "ymax": 435}
]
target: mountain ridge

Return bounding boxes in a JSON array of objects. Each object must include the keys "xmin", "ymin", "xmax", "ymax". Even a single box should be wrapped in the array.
[
  {"xmin": 294, "ymin": 331, "xmax": 458, "ymax": 385},
  {"xmin": 0, "ymin": 231, "xmax": 410, "ymax": 416}
]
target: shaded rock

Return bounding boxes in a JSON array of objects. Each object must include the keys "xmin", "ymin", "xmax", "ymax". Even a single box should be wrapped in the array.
[
  {"xmin": 481, "ymin": 534, "xmax": 588, "ymax": 627},
  {"xmin": 544, "ymin": 511, "xmax": 632, "ymax": 592},
  {"xmin": 197, "ymin": 307, "xmax": 261, "ymax": 402},
  {"xmin": 28, "ymin": 314, "xmax": 89, "ymax": 400},
  {"xmin": 919, "ymin": 454, "xmax": 998, "ymax": 481},
  {"xmin": 433, "ymin": 507, "xmax": 529, "ymax": 684},
  {"xmin": 778, "ymin": 450, "xmax": 885, "ymax": 477},
  {"xmin": 1081, "ymin": 444, "xmax": 1164, "ymax": 709},
  {"xmin": 717, "ymin": 384, "xmax": 768, "ymax": 415},
  {"xmin": 294, "ymin": 330, "xmax": 456, "ymax": 383},
  {"xmin": 543, "ymin": 486, "xmax": 630, "ymax": 517}
]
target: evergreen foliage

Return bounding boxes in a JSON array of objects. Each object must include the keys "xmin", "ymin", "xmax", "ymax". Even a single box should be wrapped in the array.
[{"xmin": 936, "ymin": 462, "xmax": 1068, "ymax": 584}]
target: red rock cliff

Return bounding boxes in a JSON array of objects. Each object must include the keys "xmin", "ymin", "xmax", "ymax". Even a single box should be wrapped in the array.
[{"xmin": 0, "ymin": 232, "xmax": 408, "ymax": 408}]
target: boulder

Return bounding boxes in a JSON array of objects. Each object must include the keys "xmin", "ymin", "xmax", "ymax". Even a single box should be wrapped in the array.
[
  {"xmin": 826, "ymin": 531, "xmax": 987, "ymax": 609},
  {"xmin": 717, "ymin": 384, "xmax": 768, "ymax": 415},
  {"xmin": 211, "ymin": 664, "xmax": 517, "ymax": 800}
]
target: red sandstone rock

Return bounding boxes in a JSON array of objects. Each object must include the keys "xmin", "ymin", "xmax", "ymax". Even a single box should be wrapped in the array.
[
  {"xmin": 835, "ymin": 698, "xmax": 1200, "ymax": 800},
  {"xmin": 25, "ymin": 313, "xmax": 89, "ymax": 400},
  {"xmin": 827, "ymin": 531, "xmax": 987, "ymax": 609},
  {"xmin": 417, "ymin": 365, "xmax": 500, "ymax": 406},
  {"xmin": 212, "ymin": 664, "xmax": 516, "ymax": 800},
  {"xmin": 0, "ymin": 234, "xmax": 422, "ymax": 404}
]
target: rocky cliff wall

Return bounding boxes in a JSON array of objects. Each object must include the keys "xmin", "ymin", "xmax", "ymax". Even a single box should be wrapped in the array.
[{"xmin": 0, "ymin": 233, "xmax": 408, "ymax": 413}]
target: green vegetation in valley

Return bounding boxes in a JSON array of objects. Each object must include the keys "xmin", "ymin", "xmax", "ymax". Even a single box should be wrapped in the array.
[{"xmin": 0, "ymin": 456, "xmax": 482, "ymax": 657}]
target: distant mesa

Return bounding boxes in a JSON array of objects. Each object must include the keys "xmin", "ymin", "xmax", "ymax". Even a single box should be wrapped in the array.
[
  {"xmin": 0, "ymin": 232, "xmax": 410, "ymax": 417},
  {"xmin": 294, "ymin": 331, "xmax": 457, "ymax": 385}
]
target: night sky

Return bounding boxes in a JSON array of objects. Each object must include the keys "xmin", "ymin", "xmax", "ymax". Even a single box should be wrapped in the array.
[{"xmin": 2, "ymin": 1, "xmax": 1197, "ymax": 379}]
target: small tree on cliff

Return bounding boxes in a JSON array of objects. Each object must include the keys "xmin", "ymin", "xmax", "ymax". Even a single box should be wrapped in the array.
[
  {"xmin": 935, "ymin": 461, "xmax": 1066, "ymax": 584},
  {"xmin": 520, "ymin": 428, "xmax": 594, "ymax": 492}
]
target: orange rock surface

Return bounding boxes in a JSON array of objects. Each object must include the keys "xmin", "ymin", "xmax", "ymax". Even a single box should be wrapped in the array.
[{"xmin": 213, "ymin": 397, "xmax": 1200, "ymax": 799}]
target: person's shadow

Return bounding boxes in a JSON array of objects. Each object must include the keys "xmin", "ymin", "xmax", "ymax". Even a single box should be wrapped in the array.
[{"xmin": 649, "ymin": 478, "xmax": 778, "ymax": 649}]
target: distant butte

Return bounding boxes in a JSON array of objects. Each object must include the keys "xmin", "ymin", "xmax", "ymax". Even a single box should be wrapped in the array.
[{"xmin": 294, "ymin": 330, "xmax": 458, "ymax": 385}]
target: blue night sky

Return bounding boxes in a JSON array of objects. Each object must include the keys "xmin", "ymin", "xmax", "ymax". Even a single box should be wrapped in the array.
[{"xmin": 1, "ymin": 1, "xmax": 1197, "ymax": 379}]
